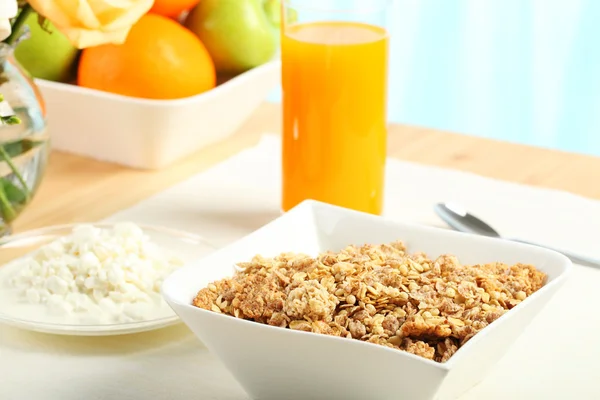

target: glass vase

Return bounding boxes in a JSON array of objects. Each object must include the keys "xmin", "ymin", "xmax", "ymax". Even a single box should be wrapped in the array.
[{"xmin": 0, "ymin": 42, "xmax": 49, "ymax": 236}]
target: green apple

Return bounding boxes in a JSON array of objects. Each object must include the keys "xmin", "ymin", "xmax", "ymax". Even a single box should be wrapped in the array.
[
  {"xmin": 185, "ymin": 0, "xmax": 280, "ymax": 74},
  {"xmin": 14, "ymin": 13, "xmax": 79, "ymax": 83}
]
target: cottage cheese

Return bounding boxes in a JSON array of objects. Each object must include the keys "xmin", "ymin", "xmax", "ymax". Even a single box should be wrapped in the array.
[{"xmin": 4, "ymin": 223, "xmax": 184, "ymax": 324}]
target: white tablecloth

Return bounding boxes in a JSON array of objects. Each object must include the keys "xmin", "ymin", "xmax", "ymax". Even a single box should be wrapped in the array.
[{"xmin": 2, "ymin": 135, "xmax": 599, "ymax": 399}]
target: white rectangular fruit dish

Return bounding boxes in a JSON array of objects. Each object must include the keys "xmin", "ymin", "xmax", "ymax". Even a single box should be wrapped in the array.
[
  {"xmin": 35, "ymin": 60, "xmax": 280, "ymax": 170},
  {"xmin": 162, "ymin": 200, "xmax": 571, "ymax": 400}
]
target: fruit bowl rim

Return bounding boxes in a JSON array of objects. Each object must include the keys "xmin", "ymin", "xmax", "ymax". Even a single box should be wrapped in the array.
[{"xmin": 34, "ymin": 59, "xmax": 281, "ymax": 108}]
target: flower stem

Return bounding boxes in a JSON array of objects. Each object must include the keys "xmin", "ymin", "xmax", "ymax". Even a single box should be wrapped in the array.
[
  {"xmin": 5, "ymin": 5, "xmax": 33, "ymax": 46},
  {"xmin": 0, "ymin": 146, "xmax": 30, "ymax": 201}
]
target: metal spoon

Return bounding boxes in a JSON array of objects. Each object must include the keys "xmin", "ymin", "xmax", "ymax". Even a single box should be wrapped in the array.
[{"xmin": 434, "ymin": 202, "xmax": 600, "ymax": 268}]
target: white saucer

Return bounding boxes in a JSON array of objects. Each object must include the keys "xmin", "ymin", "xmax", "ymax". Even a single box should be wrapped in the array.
[{"xmin": 0, "ymin": 223, "xmax": 216, "ymax": 336}]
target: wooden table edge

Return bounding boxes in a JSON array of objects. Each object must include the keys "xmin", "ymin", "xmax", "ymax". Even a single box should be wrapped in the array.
[{"xmin": 13, "ymin": 102, "xmax": 600, "ymax": 232}]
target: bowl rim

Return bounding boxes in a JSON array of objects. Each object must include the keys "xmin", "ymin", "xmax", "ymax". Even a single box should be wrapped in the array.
[
  {"xmin": 0, "ymin": 221, "xmax": 217, "ymax": 331},
  {"xmin": 1, "ymin": 222, "xmax": 215, "ymax": 248},
  {"xmin": 162, "ymin": 200, "xmax": 572, "ymax": 371},
  {"xmin": 34, "ymin": 59, "xmax": 281, "ymax": 107}
]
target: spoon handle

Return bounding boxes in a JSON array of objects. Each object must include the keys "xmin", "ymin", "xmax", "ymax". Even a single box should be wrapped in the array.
[{"xmin": 510, "ymin": 238, "xmax": 600, "ymax": 269}]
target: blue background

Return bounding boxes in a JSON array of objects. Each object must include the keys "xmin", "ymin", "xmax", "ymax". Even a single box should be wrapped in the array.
[{"xmin": 270, "ymin": 0, "xmax": 600, "ymax": 156}]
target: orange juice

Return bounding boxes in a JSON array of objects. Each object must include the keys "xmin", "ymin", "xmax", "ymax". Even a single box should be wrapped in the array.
[{"xmin": 281, "ymin": 21, "xmax": 389, "ymax": 214}]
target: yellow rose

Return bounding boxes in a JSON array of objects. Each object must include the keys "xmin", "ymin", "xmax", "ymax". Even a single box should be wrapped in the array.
[
  {"xmin": 0, "ymin": 0, "xmax": 18, "ymax": 41},
  {"xmin": 27, "ymin": 0, "xmax": 154, "ymax": 49}
]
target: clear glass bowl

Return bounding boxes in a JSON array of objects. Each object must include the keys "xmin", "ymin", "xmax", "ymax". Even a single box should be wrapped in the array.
[{"xmin": 0, "ymin": 223, "xmax": 216, "ymax": 336}]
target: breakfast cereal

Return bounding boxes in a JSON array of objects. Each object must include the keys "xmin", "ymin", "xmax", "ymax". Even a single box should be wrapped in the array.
[{"xmin": 192, "ymin": 241, "xmax": 546, "ymax": 362}]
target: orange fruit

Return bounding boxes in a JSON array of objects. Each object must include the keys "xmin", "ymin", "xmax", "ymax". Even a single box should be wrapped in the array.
[
  {"xmin": 78, "ymin": 14, "xmax": 216, "ymax": 100},
  {"xmin": 151, "ymin": 0, "xmax": 201, "ymax": 18}
]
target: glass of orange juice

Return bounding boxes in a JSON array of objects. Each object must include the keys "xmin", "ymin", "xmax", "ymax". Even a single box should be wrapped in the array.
[{"xmin": 281, "ymin": 0, "xmax": 391, "ymax": 215}]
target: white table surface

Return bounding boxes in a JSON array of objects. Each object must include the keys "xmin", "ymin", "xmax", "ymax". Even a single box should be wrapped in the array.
[{"xmin": 2, "ymin": 136, "xmax": 599, "ymax": 400}]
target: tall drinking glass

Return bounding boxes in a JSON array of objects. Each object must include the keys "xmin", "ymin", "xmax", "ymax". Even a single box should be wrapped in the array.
[{"xmin": 281, "ymin": 0, "xmax": 390, "ymax": 215}]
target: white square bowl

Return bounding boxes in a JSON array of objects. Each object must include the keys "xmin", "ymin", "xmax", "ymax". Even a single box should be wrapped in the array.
[
  {"xmin": 36, "ymin": 60, "xmax": 280, "ymax": 170},
  {"xmin": 162, "ymin": 200, "xmax": 571, "ymax": 400}
]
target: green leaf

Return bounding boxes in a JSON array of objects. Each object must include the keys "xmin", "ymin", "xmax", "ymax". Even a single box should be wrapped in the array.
[
  {"xmin": 1, "ymin": 116, "xmax": 21, "ymax": 125},
  {"xmin": 0, "ymin": 183, "xmax": 17, "ymax": 222},
  {"xmin": 0, "ymin": 144, "xmax": 31, "ymax": 201},
  {"xmin": 1, "ymin": 178, "xmax": 27, "ymax": 205},
  {"xmin": 1, "ymin": 142, "xmax": 23, "ymax": 158},
  {"xmin": 27, "ymin": 140, "xmax": 44, "ymax": 150}
]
